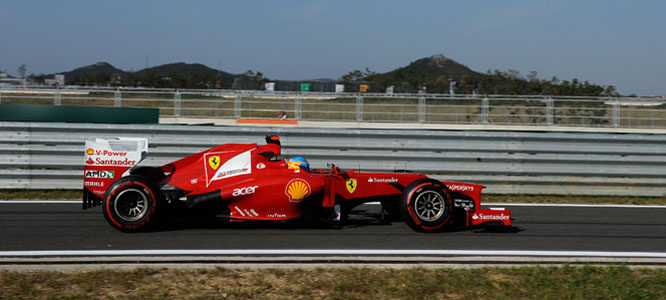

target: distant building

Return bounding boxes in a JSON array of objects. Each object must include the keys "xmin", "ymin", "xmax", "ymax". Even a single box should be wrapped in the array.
[
  {"xmin": 44, "ymin": 74, "xmax": 65, "ymax": 86},
  {"xmin": 0, "ymin": 72, "xmax": 24, "ymax": 85}
]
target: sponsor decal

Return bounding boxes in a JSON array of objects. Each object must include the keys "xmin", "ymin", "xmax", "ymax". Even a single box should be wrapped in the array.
[
  {"xmin": 256, "ymin": 162, "xmax": 266, "ymax": 169},
  {"xmin": 89, "ymin": 149, "xmax": 128, "ymax": 157},
  {"xmin": 234, "ymin": 206, "xmax": 245, "ymax": 216},
  {"xmin": 346, "ymin": 178, "xmax": 357, "ymax": 193},
  {"xmin": 85, "ymin": 158, "xmax": 95, "ymax": 165},
  {"xmin": 205, "ymin": 150, "xmax": 252, "ymax": 186},
  {"xmin": 84, "ymin": 181, "xmax": 104, "ymax": 187},
  {"xmin": 249, "ymin": 209, "xmax": 259, "ymax": 217},
  {"xmin": 218, "ymin": 168, "xmax": 249, "ymax": 177},
  {"xmin": 84, "ymin": 170, "xmax": 115, "ymax": 178},
  {"xmin": 285, "ymin": 179, "xmax": 311, "ymax": 202},
  {"xmin": 232, "ymin": 185, "xmax": 258, "ymax": 197},
  {"xmin": 208, "ymin": 156, "xmax": 221, "ymax": 170},
  {"xmin": 267, "ymin": 213, "xmax": 287, "ymax": 218},
  {"xmin": 453, "ymin": 199, "xmax": 475, "ymax": 209},
  {"xmin": 471, "ymin": 213, "xmax": 510, "ymax": 221},
  {"xmin": 190, "ymin": 178, "xmax": 198, "ymax": 184},
  {"xmin": 367, "ymin": 177, "xmax": 398, "ymax": 183},
  {"xmin": 448, "ymin": 184, "xmax": 475, "ymax": 192},
  {"xmin": 92, "ymin": 157, "xmax": 137, "ymax": 166}
]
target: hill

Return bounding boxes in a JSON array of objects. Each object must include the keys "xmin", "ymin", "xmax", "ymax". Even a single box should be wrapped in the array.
[
  {"xmin": 58, "ymin": 62, "xmax": 241, "ymax": 88},
  {"xmin": 64, "ymin": 62, "xmax": 128, "ymax": 85},
  {"xmin": 45, "ymin": 55, "xmax": 615, "ymax": 95},
  {"xmin": 370, "ymin": 54, "xmax": 482, "ymax": 83},
  {"xmin": 358, "ymin": 54, "xmax": 485, "ymax": 93},
  {"xmin": 131, "ymin": 62, "xmax": 237, "ymax": 88},
  {"xmin": 135, "ymin": 62, "xmax": 235, "ymax": 82},
  {"xmin": 362, "ymin": 54, "xmax": 613, "ymax": 96}
]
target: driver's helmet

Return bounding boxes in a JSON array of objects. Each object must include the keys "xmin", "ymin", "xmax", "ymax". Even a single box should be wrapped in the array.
[{"xmin": 287, "ymin": 156, "xmax": 310, "ymax": 172}]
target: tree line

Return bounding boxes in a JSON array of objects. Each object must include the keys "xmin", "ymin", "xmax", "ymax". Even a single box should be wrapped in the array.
[{"xmin": 344, "ymin": 68, "xmax": 618, "ymax": 96}]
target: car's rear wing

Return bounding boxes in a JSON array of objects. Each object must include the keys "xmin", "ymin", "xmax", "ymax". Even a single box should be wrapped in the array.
[{"xmin": 82, "ymin": 137, "xmax": 148, "ymax": 209}]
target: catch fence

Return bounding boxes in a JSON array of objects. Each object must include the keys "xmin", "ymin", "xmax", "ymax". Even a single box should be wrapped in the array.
[{"xmin": 1, "ymin": 86, "xmax": 664, "ymax": 129}]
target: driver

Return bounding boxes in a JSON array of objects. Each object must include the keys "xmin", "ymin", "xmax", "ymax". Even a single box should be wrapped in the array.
[{"xmin": 287, "ymin": 156, "xmax": 310, "ymax": 172}]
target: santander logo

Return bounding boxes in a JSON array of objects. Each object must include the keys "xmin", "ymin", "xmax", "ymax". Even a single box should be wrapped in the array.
[{"xmin": 472, "ymin": 213, "xmax": 509, "ymax": 220}]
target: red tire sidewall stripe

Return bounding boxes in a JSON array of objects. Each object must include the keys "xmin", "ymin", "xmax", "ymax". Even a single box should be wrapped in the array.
[
  {"xmin": 419, "ymin": 188, "xmax": 453, "ymax": 230},
  {"xmin": 407, "ymin": 182, "xmax": 431, "ymax": 224},
  {"xmin": 105, "ymin": 180, "xmax": 156, "ymax": 229},
  {"xmin": 406, "ymin": 183, "xmax": 430, "ymax": 205}
]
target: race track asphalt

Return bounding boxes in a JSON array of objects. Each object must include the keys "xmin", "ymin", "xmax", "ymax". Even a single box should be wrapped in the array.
[{"xmin": 1, "ymin": 202, "xmax": 665, "ymax": 252}]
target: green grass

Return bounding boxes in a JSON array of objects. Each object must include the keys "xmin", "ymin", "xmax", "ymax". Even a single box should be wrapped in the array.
[
  {"xmin": 1, "ymin": 189, "xmax": 664, "ymax": 205},
  {"xmin": 0, "ymin": 266, "xmax": 664, "ymax": 299}
]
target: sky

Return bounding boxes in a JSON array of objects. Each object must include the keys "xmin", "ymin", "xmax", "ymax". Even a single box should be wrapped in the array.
[{"xmin": 1, "ymin": 0, "xmax": 665, "ymax": 95}]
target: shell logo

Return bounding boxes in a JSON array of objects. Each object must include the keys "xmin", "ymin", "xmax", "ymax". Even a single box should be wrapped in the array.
[
  {"xmin": 86, "ymin": 148, "xmax": 95, "ymax": 155},
  {"xmin": 285, "ymin": 179, "xmax": 311, "ymax": 202}
]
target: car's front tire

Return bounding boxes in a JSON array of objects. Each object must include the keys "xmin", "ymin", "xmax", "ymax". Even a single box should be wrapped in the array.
[
  {"xmin": 400, "ymin": 179, "xmax": 453, "ymax": 232},
  {"xmin": 102, "ymin": 175, "xmax": 161, "ymax": 232}
]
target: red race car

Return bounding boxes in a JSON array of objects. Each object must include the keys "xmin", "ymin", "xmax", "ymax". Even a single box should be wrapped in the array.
[{"xmin": 82, "ymin": 136, "xmax": 511, "ymax": 232}]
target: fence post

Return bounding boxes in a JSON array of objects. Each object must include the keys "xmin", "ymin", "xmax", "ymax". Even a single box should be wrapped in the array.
[
  {"xmin": 54, "ymin": 86, "xmax": 61, "ymax": 106},
  {"xmin": 114, "ymin": 88, "xmax": 122, "ymax": 107},
  {"xmin": 295, "ymin": 96, "xmax": 302, "ymax": 120},
  {"xmin": 0, "ymin": 86, "xmax": 2, "ymax": 104},
  {"xmin": 546, "ymin": 96, "xmax": 554, "ymax": 126},
  {"xmin": 356, "ymin": 95, "xmax": 363, "ymax": 122},
  {"xmin": 481, "ymin": 96, "xmax": 489, "ymax": 124},
  {"xmin": 174, "ymin": 89, "xmax": 181, "ymax": 117},
  {"xmin": 612, "ymin": 101, "xmax": 620, "ymax": 128},
  {"xmin": 418, "ymin": 95, "xmax": 426, "ymax": 123},
  {"xmin": 234, "ymin": 93, "xmax": 241, "ymax": 119}
]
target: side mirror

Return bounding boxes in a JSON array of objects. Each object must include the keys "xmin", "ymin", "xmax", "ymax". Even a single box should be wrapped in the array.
[{"xmin": 265, "ymin": 135, "xmax": 281, "ymax": 145}]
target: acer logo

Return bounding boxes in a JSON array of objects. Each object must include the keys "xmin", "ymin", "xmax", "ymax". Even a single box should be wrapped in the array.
[{"xmin": 232, "ymin": 186, "xmax": 258, "ymax": 197}]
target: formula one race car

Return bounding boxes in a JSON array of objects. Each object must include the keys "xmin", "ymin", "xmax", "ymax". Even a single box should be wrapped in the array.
[{"xmin": 82, "ymin": 136, "xmax": 511, "ymax": 232}]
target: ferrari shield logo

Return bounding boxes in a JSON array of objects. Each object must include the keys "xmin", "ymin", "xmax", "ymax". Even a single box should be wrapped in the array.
[
  {"xmin": 346, "ymin": 178, "xmax": 357, "ymax": 194},
  {"xmin": 208, "ymin": 156, "xmax": 220, "ymax": 170}
]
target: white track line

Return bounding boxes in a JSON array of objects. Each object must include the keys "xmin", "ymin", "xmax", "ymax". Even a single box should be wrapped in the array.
[
  {"xmin": 1, "ymin": 249, "xmax": 665, "ymax": 258},
  {"xmin": 365, "ymin": 201, "xmax": 665, "ymax": 209},
  {"xmin": 1, "ymin": 200, "xmax": 665, "ymax": 208},
  {"xmin": 483, "ymin": 202, "xmax": 666, "ymax": 209},
  {"xmin": 0, "ymin": 200, "xmax": 79, "ymax": 204}
]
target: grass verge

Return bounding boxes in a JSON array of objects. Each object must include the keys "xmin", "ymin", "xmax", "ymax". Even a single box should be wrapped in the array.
[
  {"xmin": 1, "ymin": 189, "xmax": 664, "ymax": 205},
  {"xmin": 1, "ymin": 266, "xmax": 664, "ymax": 299}
]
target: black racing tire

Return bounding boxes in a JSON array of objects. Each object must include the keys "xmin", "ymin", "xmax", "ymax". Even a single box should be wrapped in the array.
[
  {"xmin": 102, "ymin": 175, "xmax": 162, "ymax": 232},
  {"xmin": 400, "ymin": 179, "xmax": 453, "ymax": 232}
]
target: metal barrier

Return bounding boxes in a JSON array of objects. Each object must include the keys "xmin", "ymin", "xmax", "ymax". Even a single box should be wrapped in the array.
[
  {"xmin": 1, "ymin": 86, "xmax": 664, "ymax": 129},
  {"xmin": 1, "ymin": 122, "xmax": 664, "ymax": 196}
]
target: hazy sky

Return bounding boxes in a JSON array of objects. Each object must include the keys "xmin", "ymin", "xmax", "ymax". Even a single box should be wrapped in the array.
[{"xmin": 1, "ymin": 0, "xmax": 665, "ymax": 95}]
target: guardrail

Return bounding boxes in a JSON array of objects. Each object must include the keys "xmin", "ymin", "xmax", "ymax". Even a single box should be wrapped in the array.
[
  {"xmin": 1, "ymin": 86, "xmax": 664, "ymax": 129},
  {"xmin": 1, "ymin": 122, "xmax": 664, "ymax": 196}
]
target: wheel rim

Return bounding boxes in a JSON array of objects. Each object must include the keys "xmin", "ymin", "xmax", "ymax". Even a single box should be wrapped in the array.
[
  {"xmin": 114, "ymin": 188, "xmax": 149, "ymax": 222},
  {"xmin": 414, "ymin": 190, "xmax": 445, "ymax": 221}
]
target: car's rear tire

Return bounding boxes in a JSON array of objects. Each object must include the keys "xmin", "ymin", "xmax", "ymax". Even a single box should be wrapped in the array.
[
  {"xmin": 400, "ymin": 179, "xmax": 453, "ymax": 232},
  {"xmin": 102, "ymin": 175, "xmax": 162, "ymax": 232}
]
